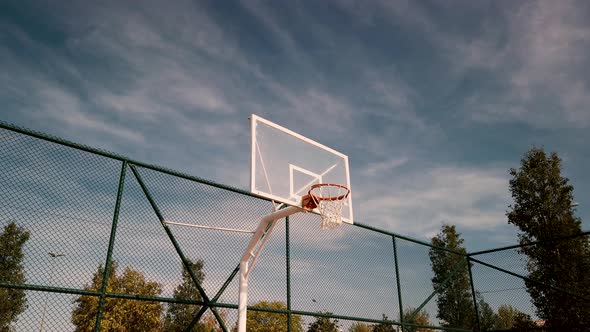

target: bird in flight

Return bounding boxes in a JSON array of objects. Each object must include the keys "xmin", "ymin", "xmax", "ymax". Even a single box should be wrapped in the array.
[{"xmin": 49, "ymin": 252, "xmax": 65, "ymax": 257}]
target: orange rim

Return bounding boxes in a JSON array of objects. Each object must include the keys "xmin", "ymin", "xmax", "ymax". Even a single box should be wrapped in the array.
[{"xmin": 308, "ymin": 183, "xmax": 350, "ymax": 202}]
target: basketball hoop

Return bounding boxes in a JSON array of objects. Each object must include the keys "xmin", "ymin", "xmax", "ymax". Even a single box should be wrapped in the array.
[{"xmin": 303, "ymin": 183, "xmax": 350, "ymax": 230}]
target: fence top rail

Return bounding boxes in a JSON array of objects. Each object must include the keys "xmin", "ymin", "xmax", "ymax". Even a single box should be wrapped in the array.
[
  {"xmin": 468, "ymin": 230, "xmax": 590, "ymax": 256},
  {"xmin": 0, "ymin": 119, "xmax": 460, "ymax": 253},
  {"xmin": 0, "ymin": 120, "xmax": 259, "ymax": 199},
  {"xmin": 354, "ymin": 222, "xmax": 466, "ymax": 256}
]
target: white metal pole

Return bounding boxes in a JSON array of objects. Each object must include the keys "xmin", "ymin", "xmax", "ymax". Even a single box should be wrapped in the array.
[
  {"xmin": 237, "ymin": 206, "xmax": 303, "ymax": 332},
  {"xmin": 237, "ymin": 260, "xmax": 250, "ymax": 332}
]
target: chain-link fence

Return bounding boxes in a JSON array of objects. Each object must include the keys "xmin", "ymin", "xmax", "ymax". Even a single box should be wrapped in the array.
[
  {"xmin": 0, "ymin": 121, "xmax": 588, "ymax": 332},
  {"xmin": 468, "ymin": 232, "xmax": 590, "ymax": 332}
]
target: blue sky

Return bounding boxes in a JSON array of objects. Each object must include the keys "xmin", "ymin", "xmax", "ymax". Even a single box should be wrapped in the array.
[{"xmin": 1, "ymin": 0, "xmax": 589, "ymax": 253}]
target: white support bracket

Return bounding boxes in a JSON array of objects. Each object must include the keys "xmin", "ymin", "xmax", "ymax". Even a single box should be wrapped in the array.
[
  {"xmin": 237, "ymin": 205, "xmax": 304, "ymax": 332},
  {"xmin": 163, "ymin": 220, "xmax": 255, "ymax": 234}
]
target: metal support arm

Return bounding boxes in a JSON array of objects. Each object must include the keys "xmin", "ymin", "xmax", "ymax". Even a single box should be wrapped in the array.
[{"xmin": 237, "ymin": 206, "xmax": 303, "ymax": 332}]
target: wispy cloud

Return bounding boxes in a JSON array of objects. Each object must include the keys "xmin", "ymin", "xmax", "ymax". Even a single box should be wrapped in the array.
[
  {"xmin": 366, "ymin": 71, "xmax": 429, "ymax": 131},
  {"xmin": 2, "ymin": 0, "xmax": 588, "ymax": 241},
  {"xmin": 362, "ymin": 157, "xmax": 410, "ymax": 176},
  {"xmin": 37, "ymin": 86, "xmax": 145, "ymax": 143},
  {"xmin": 239, "ymin": 0, "xmax": 301, "ymax": 61},
  {"xmin": 357, "ymin": 166, "xmax": 511, "ymax": 238},
  {"xmin": 338, "ymin": 1, "xmax": 590, "ymax": 130},
  {"xmin": 458, "ymin": 1, "xmax": 590, "ymax": 128}
]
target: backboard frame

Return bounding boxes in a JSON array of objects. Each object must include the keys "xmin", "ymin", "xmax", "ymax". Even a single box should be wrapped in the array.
[{"xmin": 250, "ymin": 114, "xmax": 353, "ymax": 224}]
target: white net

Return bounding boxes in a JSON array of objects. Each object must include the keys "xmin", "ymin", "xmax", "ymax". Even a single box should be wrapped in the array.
[{"xmin": 310, "ymin": 184, "xmax": 349, "ymax": 230}]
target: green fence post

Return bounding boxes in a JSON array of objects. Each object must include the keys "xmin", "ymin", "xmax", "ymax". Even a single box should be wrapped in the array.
[
  {"xmin": 286, "ymin": 216, "xmax": 292, "ymax": 332},
  {"xmin": 467, "ymin": 257, "xmax": 481, "ymax": 332},
  {"xmin": 392, "ymin": 236, "xmax": 404, "ymax": 329},
  {"xmin": 94, "ymin": 161, "xmax": 127, "ymax": 331}
]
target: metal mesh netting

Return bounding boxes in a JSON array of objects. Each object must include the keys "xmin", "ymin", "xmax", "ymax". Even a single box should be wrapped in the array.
[
  {"xmin": 0, "ymin": 129, "xmax": 118, "ymax": 290},
  {"xmin": 469, "ymin": 248, "xmax": 536, "ymax": 323},
  {"xmin": 1, "ymin": 122, "xmax": 589, "ymax": 331},
  {"xmin": 289, "ymin": 213, "xmax": 399, "ymax": 321},
  {"xmin": 10, "ymin": 291, "xmax": 85, "ymax": 331},
  {"xmin": 469, "ymin": 233, "xmax": 590, "ymax": 331},
  {"xmin": 396, "ymin": 239, "xmax": 440, "ymax": 325},
  {"xmin": 111, "ymin": 165, "xmax": 274, "ymax": 299},
  {"xmin": 470, "ymin": 262, "xmax": 536, "ymax": 320}
]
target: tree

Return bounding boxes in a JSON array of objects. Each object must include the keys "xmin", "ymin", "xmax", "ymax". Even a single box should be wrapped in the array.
[
  {"xmin": 236, "ymin": 301, "xmax": 303, "ymax": 332},
  {"xmin": 512, "ymin": 312, "xmax": 537, "ymax": 330},
  {"xmin": 307, "ymin": 311, "xmax": 339, "ymax": 332},
  {"xmin": 349, "ymin": 322, "xmax": 372, "ymax": 332},
  {"xmin": 201, "ymin": 310, "xmax": 228, "ymax": 332},
  {"xmin": 373, "ymin": 314, "xmax": 395, "ymax": 332},
  {"xmin": 163, "ymin": 259, "xmax": 210, "ymax": 332},
  {"xmin": 495, "ymin": 305, "xmax": 519, "ymax": 330},
  {"xmin": 401, "ymin": 309, "xmax": 432, "ymax": 332},
  {"xmin": 0, "ymin": 222, "xmax": 30, "ymax": 331},
  {"xmin": 71, "ymin": 262, "xmax": 163, "ymax": 331},
  {"xmin": 507, "ymin": 147, "xmax": 590, "ymax": 329},
  {"xmin": 429, "ymin": 225, "xmax": 475, "ymax": 328},
  {"xmin": 495, "ymin": 305, "xmax": 534, "ymax": 330},
  {"xmin": 475, "ymin": 293, "xmax": 497, "ymax": 331}
]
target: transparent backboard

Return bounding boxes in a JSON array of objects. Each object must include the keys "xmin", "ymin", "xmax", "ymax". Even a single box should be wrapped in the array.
[{"xmin": 250, "ymin": 114, "xmax": 353, "ymax": 224}]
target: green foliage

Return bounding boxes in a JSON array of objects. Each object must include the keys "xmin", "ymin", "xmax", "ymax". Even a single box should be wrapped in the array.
[
  {"xmin": 371, "ymin": 314, "xmax": 395, "ymax": 332},
  {"xmin": 401, "ymin": 309, "xmax": 432, "ymax": 332},
  {"xmin": 512, "ymin": 312, "xmax": 537, "ymax": 329},
  {"xmin": 475, "ymin": 293, "xmax": 497, "ymax": 331},
  {"xmin": 494, "ymin": 305, "xmax": 534, "ymax": 330},
  {"xmin": 495, "ymin": 304, "xmax": 518, "ymax": 330},
  {"xmin": 0, "ymin": 222, "xmax": 30, "ymax": 331},
  {"xmin": 429, "ymin": 225, "xmax": 475, "ymax": 328},
  {"xmin": 163, "ymin": 259, "xmax": 210, "ymax": 332},
  {"xmin": 201, "ymin": 310, "xmax": 228, "ymax": 332},
  {"xmin": 71, "ymin": 262, "xmax": 163, "ymax": 331},
  {"xmin": 307, "ymin": 311, "xmax": 339, "ymax": 332},
  {"xmin": 239, "ymin": 301, "xmax": 303, "ymax": 332},
  {"xmin": 507, "ymin": 147, "xmax": 590, "ymax": 328},
  {"xmin": 349, "ymin": 322, "xmax": 372, "ymax": 332}
]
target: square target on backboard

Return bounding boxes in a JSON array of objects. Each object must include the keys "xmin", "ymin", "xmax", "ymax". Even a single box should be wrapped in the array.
[{"xmin": 250, "ymin": 114, "xmax": 353, "ymax": 224}]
